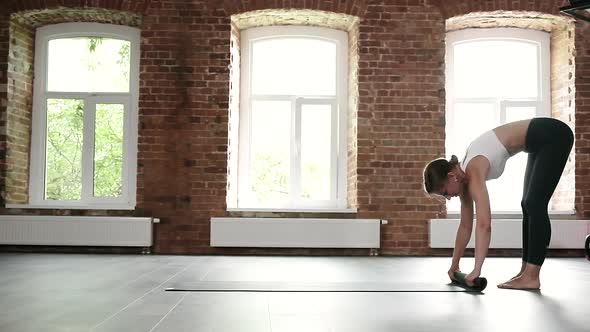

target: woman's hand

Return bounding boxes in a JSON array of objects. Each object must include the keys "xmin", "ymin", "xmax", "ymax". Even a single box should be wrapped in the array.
[
  {"xmin": 448, "ymin": 265, "xmax": 460, "ymax": 281},
  {"xmin": 465, "ymin": 270, "xmax": 481, "ymax": 286}
]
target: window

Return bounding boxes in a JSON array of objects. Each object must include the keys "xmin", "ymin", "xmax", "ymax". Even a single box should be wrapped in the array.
[
  {"xmin": 235, "ymin": 26, "xmax": 348, "ymax": 210},
  {"xmin": 28, "ymin": 23, "xmax": 139, "ymax": 209},
  {"xmin": 445, "ymin": 28, "xmax": 550, "ymax": 212}
]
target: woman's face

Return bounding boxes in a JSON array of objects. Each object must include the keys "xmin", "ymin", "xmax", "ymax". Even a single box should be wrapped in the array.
[{"xmin": 439, "ymin": 174, "xmax": 461, "ymax": 200}]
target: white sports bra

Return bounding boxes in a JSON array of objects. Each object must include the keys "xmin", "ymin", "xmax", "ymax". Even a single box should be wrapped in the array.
[{"xmin": 460, "ymin": 130, "xmax": 511, "ymax": 180}]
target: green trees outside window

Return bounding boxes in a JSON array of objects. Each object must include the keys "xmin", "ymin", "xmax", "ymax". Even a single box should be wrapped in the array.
[{"xmin": 44, "ymin": 37, "xmax": 128, "ymax": 201}]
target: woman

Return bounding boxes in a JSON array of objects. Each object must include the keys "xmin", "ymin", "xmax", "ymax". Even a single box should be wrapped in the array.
[{"xmin": 423, "ymin": 117, "xmax": 573, "ymax": 290}]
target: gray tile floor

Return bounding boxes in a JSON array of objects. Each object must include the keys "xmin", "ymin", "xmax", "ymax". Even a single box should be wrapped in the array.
[{"xmin": 0, "ymin": 253, "xmax": 588, "ymax": 332}]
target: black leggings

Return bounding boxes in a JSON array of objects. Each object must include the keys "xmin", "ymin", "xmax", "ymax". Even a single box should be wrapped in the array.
[{"xmin": 521, "ymin": 118, "xmax": 574, "ymax": 266}]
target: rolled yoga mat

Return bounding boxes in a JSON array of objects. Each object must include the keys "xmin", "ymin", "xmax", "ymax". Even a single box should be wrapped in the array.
[
  {"xmin": 165, "ymin": 280, "xmax": 484, "ymax": 293},
  {"xmin": 453, "ymin": 272, "xmax": 488, "ymax": 292}
]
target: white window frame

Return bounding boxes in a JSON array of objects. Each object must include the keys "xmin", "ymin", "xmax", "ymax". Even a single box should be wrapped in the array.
[
  {"xmin": 11, "ymin": 23, "xmax": 140, "ymax": 210},
  {"xmin": 234, "ymin": 26, "xmax": 348, "ymax": 211},
  {"xmin": 445, "ymin": 28, "xmax": 550, "ymax": 213}
]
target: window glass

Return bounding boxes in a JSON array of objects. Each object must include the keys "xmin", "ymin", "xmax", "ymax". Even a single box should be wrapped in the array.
[
  {"xmin": 454, "ymin": 40, "xmax": 537, "ymax": 99},
  {"xmin": 94, "ymin": 103, "xmax": 124, "ymax": 198},
  {"xmin": 251, "ymin": 38, "xmax": 336, "ymax": 96},
  {"xmin": 236, "ymin": 26, "xmax": 347, "ymax": 210},
  {"xmin": 45, "ymin": 98, "xmax": 84, "ymax": 200},
  {"xmin": 48, "ymin": 37, "xmax": 130, "ymax": 93},
  {"xmin": 446, "ymin": 28, "xmax": 550, "ymax": 212},
  {"xmin": 29, "ymin": 23, "xmax": 139, "ymax": 208},
  {"xmin": 250, "ymin": 100, "xmax": 291, "ymax": 205},
  {"xmin": 301, "ymin": 104, "xmax": 332, "ymax": 200},
  {"xmin": 487, "ymin": 106, "xmax": 537, "ymax": 211}
]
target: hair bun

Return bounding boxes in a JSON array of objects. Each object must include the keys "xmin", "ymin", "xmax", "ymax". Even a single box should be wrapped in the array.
[{"xmin": 449, "ymin": 155, "xmax": 458, "ymax": 164}]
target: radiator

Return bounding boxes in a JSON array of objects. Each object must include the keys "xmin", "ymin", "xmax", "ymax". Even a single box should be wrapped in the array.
[
  {"xmin": 210, "ymin": 217, "xmax": 384, "ymax": 248},
  {"xmin": 0, "ymin": 215, "xmax": 154, "ymax": 247},
  {"xmin": 429, "ymin": 218, "xmax": 590, "ymax": 249}
]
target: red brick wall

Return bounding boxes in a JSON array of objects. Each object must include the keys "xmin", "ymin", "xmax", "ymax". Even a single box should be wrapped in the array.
[
  {"xmin": 356, "ymin": 2, "xmax": 445, "ymax": 254},
  {"xmin": 0, "ymin": 0, "xmax": 588, "ymax": 255},
  {"xmin": 138, "ymin": 1, "xmax": 233, "ymax": 253},
  {"xmin": 575, "ymin": 21, "xmax": 590, "ymax": 218},
  {"xmin": 10, "ymin": 0, "xmax": 151, "ymax": 13},
  {"xmin": 0, "ymin": 8, "xmax": 9, "ymax": 206},
  {"xmin": 5, "ymin": 20, "xmax": 34, "ymax": 204},
  {"xmin": 430, "ymin": 0, "xmax": 568, "ymax": 17}
]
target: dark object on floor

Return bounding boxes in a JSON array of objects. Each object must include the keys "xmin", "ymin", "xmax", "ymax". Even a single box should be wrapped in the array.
[
  {"xmin": 165, "ymin": 280, "xmax": 484, "ymax": 293},
  {"xmin": 453, "ymin": 271, "xmax": 488, "ymax": 292}
]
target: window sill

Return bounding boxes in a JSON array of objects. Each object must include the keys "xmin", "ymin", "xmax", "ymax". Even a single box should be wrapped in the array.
[
  {"xmin": 5, "ymin": 203, "xmax": 135, "ymax": 210},
  {"xmin": 227, "ymin": 207, "xmax": 358, "ymax": 213}
]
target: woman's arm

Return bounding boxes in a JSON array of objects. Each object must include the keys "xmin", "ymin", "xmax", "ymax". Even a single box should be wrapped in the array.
[
  {"xmin": 450, "ymin": 193, "xmax": 474, "ymax": 270},
  {"xmin": 468, "ymin": 171, "xmax": 492, "ymax": 279}
]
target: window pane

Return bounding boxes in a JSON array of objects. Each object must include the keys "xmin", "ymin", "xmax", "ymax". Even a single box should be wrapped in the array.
[
  {"xmin": 449, "ymin": 102, "xmax": 497, "ymax": 157},
  {"xmin": 506, "ymin": 106, "xmax": 536, "ymax": 123},
  {"xmin": 447, "ymin": 102, "xmax": 496, "ymax": 211},
  {"xmin": 94, "ymin": 104, "xmax": 124, "ymax": 198},
  {"xmin": 487, "ymin": 106, "xmax": 537, "ymax": 211},
  {"xmin": 47, "ymin": 37, "xmax": 130, "ymax": 93},
  {"xmin": 250, "ymin": 101, "xmax": 291, "ymax": 205},
  {"xmin": 251, "ymin": 38, "xmax": 336, "ymax": 96},
  {"xmin": 45, "ymin": 99, "xmax": 83, "ymax": 200},
  {"xmin": 487, "ymin": 154, "xmax": 527, "ymax": 211},
  {"xmin": 454, "ymin": 40, "xmax": 538, "ymax": 99},
  {"xmin": 301, "ymin": 104, "xmax": 332, "ymax": 200}
]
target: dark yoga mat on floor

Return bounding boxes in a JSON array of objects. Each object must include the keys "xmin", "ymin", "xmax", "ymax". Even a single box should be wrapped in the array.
[
  {"xmin": 165, "ymin": 281, "xmax": 485, "ymax": 293},
  {"xmin": 452, "ymin": 272, "xmax": 488, "ymax": 292}
]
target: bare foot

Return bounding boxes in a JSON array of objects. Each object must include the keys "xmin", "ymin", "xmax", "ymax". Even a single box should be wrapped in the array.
[
  {"xmin": 497, "ymin": 276, "xmax": 540, "ymax": 290},
  {"xmin": 506, "ymin": 272, "xmax": 523, "ymax": 282},
  {"xmin": 505, "ymin": 262, "xmax": 527, "ymax": 282}
]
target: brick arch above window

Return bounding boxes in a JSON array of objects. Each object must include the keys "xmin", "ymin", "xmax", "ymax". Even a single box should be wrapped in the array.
[
  {"xmin": 9, "ymin": 0, "xmax": 151, "ymax": 17},
  {"xmin": 223, "ymin": 0, "xmax": 368, "ymax": 18},
  {"xmin": 429, "ymin": 0, "xmax": 567, "ymax": 19},
  {"xmin": 231, "ymin": 9, "xmax": 359, "ymax": 32},
  {"xmin": 445, "ymin": 11, "xmax": 574, "ymax": 32},
  {"xmin": 11, "ymin": 8, "xmax": 143, "ymax": 28}
]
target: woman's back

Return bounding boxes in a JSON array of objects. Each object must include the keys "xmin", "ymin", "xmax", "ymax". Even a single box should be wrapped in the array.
[{"xmin": 492, "ymin": 119, "xmax": 531, "ymax": 155}]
